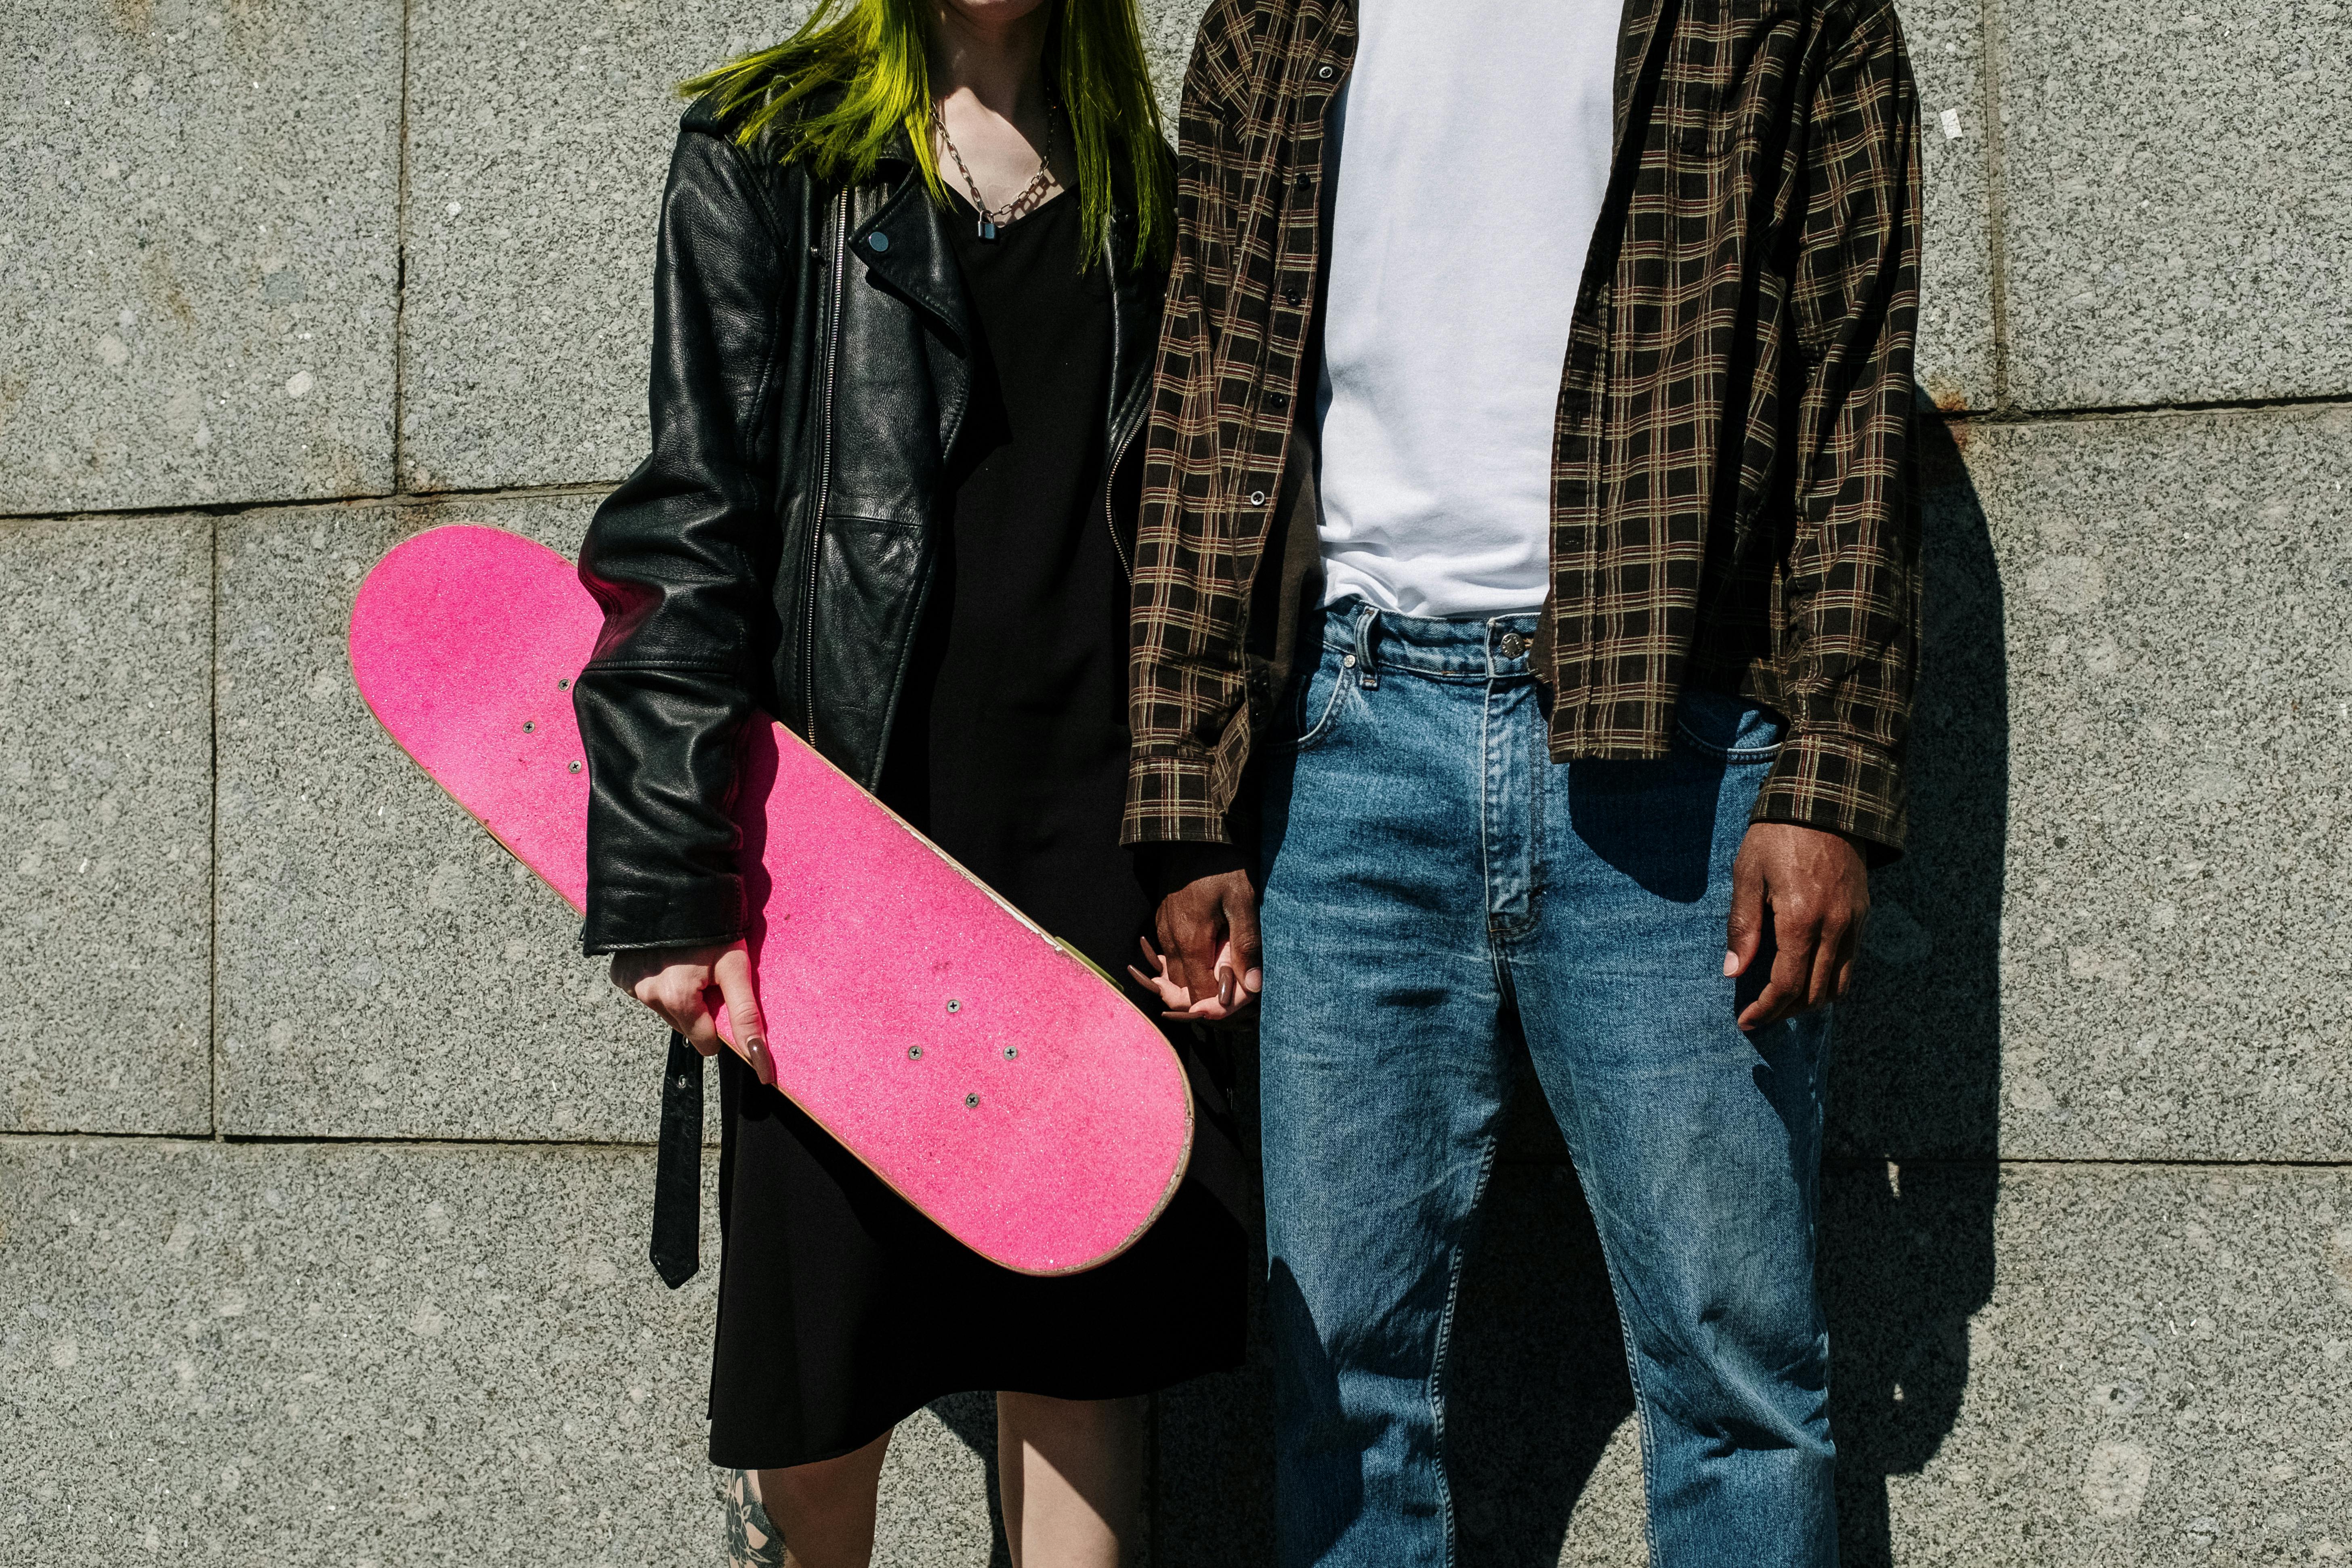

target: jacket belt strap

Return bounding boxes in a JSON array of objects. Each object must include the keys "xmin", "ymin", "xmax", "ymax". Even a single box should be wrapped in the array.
[{"xmin": 649, "ymin": 1032, "xmax": 704, "ymax": 1288}]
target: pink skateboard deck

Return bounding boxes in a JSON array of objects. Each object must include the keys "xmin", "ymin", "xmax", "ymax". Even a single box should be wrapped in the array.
[{"xmin": 347, "ymin": 524, "xmax": 1192, "ymax": 1275}]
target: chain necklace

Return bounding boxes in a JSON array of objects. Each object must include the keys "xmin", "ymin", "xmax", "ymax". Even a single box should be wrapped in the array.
[{"xmin": 931, "ymin": 101, "xmax": 1059, "ymax": 241}]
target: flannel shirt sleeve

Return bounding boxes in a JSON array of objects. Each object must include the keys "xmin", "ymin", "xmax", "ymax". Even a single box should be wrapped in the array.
[
  {"xmin": 1122, "ymin": 10, "xmax": 1252, "ymax": 848},
  {"xmin": 1753, "ymin": 4, "xmax": 1924, "ymax": 863}
]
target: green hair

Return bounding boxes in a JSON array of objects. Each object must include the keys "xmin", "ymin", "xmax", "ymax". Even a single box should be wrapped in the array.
[{"xmin": 682, "ymin": 0, "xmax": 1173, "ymax": 269}]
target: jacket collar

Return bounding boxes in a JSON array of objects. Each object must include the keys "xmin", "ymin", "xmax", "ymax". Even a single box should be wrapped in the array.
[
  {"xmin": 850, "ymin": 122, "xmax": 1160, "ymax": 430},
  {"xmin": 1099, "ymin": 198, "xmax": 1157, "ymax": 454},
  {"xmin": 848, "ymin": 165, "xmax": 976, "ymax": 354}
]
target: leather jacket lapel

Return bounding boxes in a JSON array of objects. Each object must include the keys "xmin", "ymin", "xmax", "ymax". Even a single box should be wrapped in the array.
[
  {"xmin": 1101, "ymin": 201, "xmax": 1158, "ymax": 458},
  {"xmin": 848, "ymin": 165, "xmax": 976, "ymax": 354}
]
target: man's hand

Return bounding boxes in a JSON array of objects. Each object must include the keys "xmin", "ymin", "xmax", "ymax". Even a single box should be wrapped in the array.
[
  {"xmin": 1724, "ymin": 823, "xmax": 1870, "ymax": 1032},
  {"xmin": 611, "ymin": 939, "xmax": 771, "ymax": 1083},
  {"xmin": 1147, "ymin": 844, "xmax": 1263, "ymax": 1022}
]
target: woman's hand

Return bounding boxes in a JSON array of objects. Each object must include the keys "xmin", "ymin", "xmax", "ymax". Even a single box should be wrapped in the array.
[
  {"xmin": 1141, "ymin": 845, "xmax": 1263, "ymax": 1022},
  {"xmin": 611, "ymin": 940, "xmax": 773, "ymax": 1085},
  {"xmin": 1130, "ymin": 935, "xmax": 1251, "ymax": 1023}
]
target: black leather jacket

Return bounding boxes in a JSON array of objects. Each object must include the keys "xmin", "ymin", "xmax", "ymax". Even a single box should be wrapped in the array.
[{"xmin": 573, "ymin": 98, "xmax": 1165, "ymax": 953}]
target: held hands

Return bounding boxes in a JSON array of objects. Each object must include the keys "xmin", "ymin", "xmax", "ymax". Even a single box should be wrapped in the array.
[
  {"xmin": 610, "ymin": 939, "xmax": 773, "ymax": 1085},
  {"xmin": 1135, "ymin": 845, "xmax": 1264, "ymax": 1022},
  {"xmin": 1724, "ymin": 823, "xmax": 1871, "ymax": 1032},
  {"xmin": 604, "ymin": 830, "xmax": 1846, "ymax": 1050},
  {"xmin": 1130, "ymin": 935, "xmax": 1248, "ymax": 1018}
]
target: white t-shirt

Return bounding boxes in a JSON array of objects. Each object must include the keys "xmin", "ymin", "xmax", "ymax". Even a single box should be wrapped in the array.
[{"xmin": 1315, "ymin": 0, "xmax": 1623, "ymax": 619}]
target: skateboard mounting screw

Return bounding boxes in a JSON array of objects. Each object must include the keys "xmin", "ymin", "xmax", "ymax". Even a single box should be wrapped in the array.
[
  {"xmin": 1003, "ymin": 1047, "xmax": 1017, "ymax": 1060},
  {"xmin": 945, "ymin": 999, "xmax": 962, "ymax": 1014},
  {"xmin": 964, "ymin": 1093, "xmax": 979, "ymax": 1108},
  {"xmin": 522, "ymin": 720, "xmax": 536, "ymax": 733},
  {"xmin": 568, "ymin": 761, "xmax": 582, "ymax": 773},
  {"xmin": 907, "ymin": 1046, "xmax": 922, "ymax": 1060}
]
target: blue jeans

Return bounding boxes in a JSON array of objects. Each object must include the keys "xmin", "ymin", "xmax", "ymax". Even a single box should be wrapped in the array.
[{"xmin": 1259, "ymin": 602, "xmax": 1836, "ymax": 1568}]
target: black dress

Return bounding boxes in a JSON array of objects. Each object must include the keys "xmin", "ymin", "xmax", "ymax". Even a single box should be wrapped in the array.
[{"xmin": 706, "ymin": 185, "xmax": 1249, "ymax": 1470}]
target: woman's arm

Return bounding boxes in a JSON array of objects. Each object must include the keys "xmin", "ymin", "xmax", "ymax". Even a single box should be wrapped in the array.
[{"xmin": 573, "ymin": 115, "xmax": 794, "ymax": 1068}]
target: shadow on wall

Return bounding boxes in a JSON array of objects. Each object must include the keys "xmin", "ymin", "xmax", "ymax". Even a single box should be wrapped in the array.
[
  {"xmin": 1815, "ymin": 409, "xmax": 2006, "ymax": 1568},
  {"xmin": 991, "ymin": 409, "xmax": 2005, "ymax": 1567}
]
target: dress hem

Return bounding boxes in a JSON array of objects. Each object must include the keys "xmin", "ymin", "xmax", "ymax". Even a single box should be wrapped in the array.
[{"xmin": 706, "ymin": 1352, "xmax": 1245, "ymax": 1473}]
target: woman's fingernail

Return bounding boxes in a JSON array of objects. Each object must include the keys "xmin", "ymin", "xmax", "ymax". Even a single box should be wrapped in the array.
[{"xmin": 1723, "ymin": 951, "xmax": 1738, "ymax": 976}]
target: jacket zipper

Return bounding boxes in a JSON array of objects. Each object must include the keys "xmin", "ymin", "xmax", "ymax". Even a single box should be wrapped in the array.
[
  {"xmin": 1100, "ymin": 403, "xmax": 1140, "ymax": 583},
  {"xmin": 802, "ymin": 189, "xmax": 849, "ymax": 736},
  {"xmin": 1098, "ymin": 217, "xmax": 1142, "ymax": 585}
]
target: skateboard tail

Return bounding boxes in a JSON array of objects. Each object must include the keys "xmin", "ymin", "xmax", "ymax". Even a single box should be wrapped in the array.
[{"xmin": 347, "ymin": 523, "xmax": 1195, "ymax": 1277}]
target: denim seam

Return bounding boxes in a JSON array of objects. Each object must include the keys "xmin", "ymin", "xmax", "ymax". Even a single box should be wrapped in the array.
[
  {"xmin": 1522, "ymin": 1005, "xmax": 1668, "ymax": 1562},
  {"xmin": 1593, "ymin": 1220, "xmax": 1668, "ymax": 1568},
  {"xmin": 1351, "ymin": 601, "xmax": 1381, "ymax": 688},
  {"xmin": 1483, "ymin": 674, "xmax": 1540, "ymax": 944},
  {"xmin": 1289, "ymin": 653, "xmax": 1350, "ymax": 751},
  {"xmin": 1428, "ymin": 1130, "xmax": 1500, "ymax": 1568},
  {"xmin": 1477, "ymin": 672, "xmax": 1497, "ymax": 938},
  {"xmin": 1672, "ymin": 716, "xmax": 1784, "ymax": 764},
  {"xmin": 1522, "ymin": 676, "xmax": 1547, "ymax": 936}
]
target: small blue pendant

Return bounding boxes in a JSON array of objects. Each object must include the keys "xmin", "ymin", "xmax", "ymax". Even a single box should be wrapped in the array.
[{"xmin": 977, "ymin": 218, "xmax": 998, "ymax": 241}]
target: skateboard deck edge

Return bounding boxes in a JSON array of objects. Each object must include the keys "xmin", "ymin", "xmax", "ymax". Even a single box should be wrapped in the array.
[{"xmin": 345, "ymin": 523, "xmax": 1195, "ymax": 1277}]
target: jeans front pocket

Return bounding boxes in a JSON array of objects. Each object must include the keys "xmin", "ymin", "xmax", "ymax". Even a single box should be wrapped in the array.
[
  {"xmin": 1672, "ymin": 686, "xmax": 1785, "ymax": 765},
  {"xmin": 1284, "ymin": 647, "xmax": 1350, "ymax": 753}
]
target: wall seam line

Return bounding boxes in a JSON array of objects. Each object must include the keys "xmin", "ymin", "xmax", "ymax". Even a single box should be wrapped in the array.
[
  {"xmin": 11, "ymin": 392, "xmax": 2352, "ymax": 530},
  {"xmin": 13, "ymin": 1127, "xmax": 2352, "ymax": 1174},
  {"xmin": 392, "ymin": 0, "xmax": 414, "ymax": 491},
  {"xmin": 9, "ymin": 386, "xmax": 2352, "ymax": 531},
  {"xmin": 0, "ymin": 481, "xmax": 622, "ymax": 530},
  {"xmin": 1, "ymin": 1129, "xmax": 668, "ymax": 1154},
  {"xmin": 209, "ymin": 512, "xmax": 221, "ymax": 1143}
]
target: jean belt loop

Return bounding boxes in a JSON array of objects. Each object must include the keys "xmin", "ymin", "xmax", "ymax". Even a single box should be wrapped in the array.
[{"xmin": 1351, "ymin": 602, "xmax": 1380, "ymax": 688}]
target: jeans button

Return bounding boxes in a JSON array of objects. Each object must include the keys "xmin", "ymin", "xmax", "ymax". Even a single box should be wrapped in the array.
[{"xmin": 1498, "ymin": 632, "xmax": 1526, "ymax": 659}]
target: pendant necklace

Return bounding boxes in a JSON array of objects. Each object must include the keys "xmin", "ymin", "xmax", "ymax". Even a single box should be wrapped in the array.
[{"xmin": 932, "ymin": 101, "xmax": 1059, "ymax": 240}]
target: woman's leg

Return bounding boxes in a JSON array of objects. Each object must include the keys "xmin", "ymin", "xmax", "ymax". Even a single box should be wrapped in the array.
[
  {"xmin": 751, "ymin": 1429, "xmax": 893, "ymax": 1568},
  {"xmin": 995, "ymin": 1392, "xmax": 1147, "ymax": 1568}
]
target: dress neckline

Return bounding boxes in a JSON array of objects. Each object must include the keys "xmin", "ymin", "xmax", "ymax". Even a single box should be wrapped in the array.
[{"xmin": 943, "ymin": 183, "xmax": 1073, "ymax": 240}]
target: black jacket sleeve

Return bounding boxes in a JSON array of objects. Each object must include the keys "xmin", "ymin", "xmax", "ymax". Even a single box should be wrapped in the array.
[{"xmin": 572, "ymin": 119, "xmax": 789, "ymax": 954}]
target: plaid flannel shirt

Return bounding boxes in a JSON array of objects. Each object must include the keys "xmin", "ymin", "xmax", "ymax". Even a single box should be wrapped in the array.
[{"xmin": 1124, "ymin": 0, "xmax": 1924, "ymax": 859}]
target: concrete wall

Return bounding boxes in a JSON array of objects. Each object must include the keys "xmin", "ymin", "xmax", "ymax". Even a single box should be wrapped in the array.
[{"xmin": 4, "ymin": 1, "xmax": 2347, "ymax": 1563}]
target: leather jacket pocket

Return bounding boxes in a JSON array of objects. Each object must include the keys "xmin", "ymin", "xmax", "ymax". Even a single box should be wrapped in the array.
[{"xmin": 807, "ymin": 512, "xmax": 930, "ymax": 777}]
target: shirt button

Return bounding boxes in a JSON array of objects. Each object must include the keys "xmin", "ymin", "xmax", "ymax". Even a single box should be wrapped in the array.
[
  {"xmin": 1499, "ymin": 633, "xmax": 1526, "ymax": 658},
  {"xmin": 1248, "ymin": 490, "xmax": 1268, "ymax": 506},
  {"xmin": 1317, "ymin": 63, "xmax": 1335, "ymax": 79},
  {"xmin": 867, "ymin": 231, "xmax": 889, "ymax": 252},
  {"xmin": 1284, "ymin": 289, "xmax": 1302, "ymax": 306}
]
